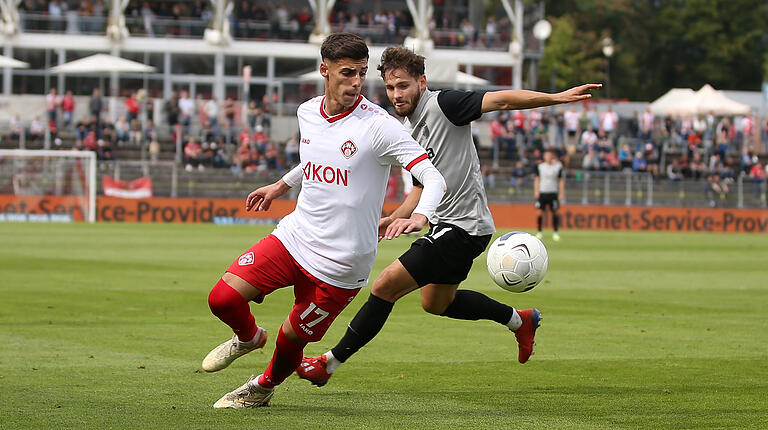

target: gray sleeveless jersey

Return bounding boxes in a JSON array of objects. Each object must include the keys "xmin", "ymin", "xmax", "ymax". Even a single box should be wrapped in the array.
[{"xmin": 403, "ymin": 89, "xmax": 495, "ymax": 236}]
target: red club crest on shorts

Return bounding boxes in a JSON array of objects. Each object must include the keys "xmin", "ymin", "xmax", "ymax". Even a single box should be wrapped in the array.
[
  {"xmin": 238, "ymin": 252, "xmax": 254, "ymax": 266},
  {"xmin": 340, "ymin": 140, "xmax": 357, "ymax": 159}
]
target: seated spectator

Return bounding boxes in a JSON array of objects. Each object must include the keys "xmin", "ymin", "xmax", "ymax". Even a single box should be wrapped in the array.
[
  {"xmin": 604, "ymin": 150, "xmax": 620, "ymax": 171},
  {"xmin": 667, "ymin": 159, "xmax": 683, "ymax": 181},
  {"xmin": 212, "ymin": 142, "xmax": 229, "ymax": 168},
  {"xmin": 704, "ymin": 173, "xmax": 728, "ymax": 207},
  {"xmin": 597, "ymin": 130, "xmax": 612, "ymax": 153},
  {"xmin": 618, "ymin": 143, "xmax": 633, "ymax": 170},
  {"xmin": 253, "ymin": 125, "xmax": 268, "ymax": 152},
  {"xmin": 632, "ymin": 151, "xmax": 647, "ymax": 173},
  {"xmin": 720, "ymin": 157, "xmax": 736, "ymax": 182},
  {"xmin": 582, "ymin": 150, "xmax": 598, "ymax": 171},
  {"xmin": 184, "ymin": 137, "xmax": 203, "ymax": 171},
  {"xmin": 129, "ymin": 119, "xmax": 143, "ymax": 146},
  {"xmin": 511, "ymin": 160, "xmax": 527, "ymax": 189},
  {"xmin": 645, "ymin": 143, "xmax": 659, "ymax": 176},
  {"xmin": 9, "ymin": 114, "xmax": 25, "ymax": 140},
  {"xmin": 284, "ymin": 134, "xmax": 299, "ymax": 166},
  {"xmin": 148, "ymin": 139, "xmax": 160, "ymax": 162},
  {"xmin": 204, "ymin": 98, "xmax": 220, "ymax": 129},
  {"xmin": 29, "ymin": 117, "xmax": 45, "ymax": 140},
  {"xmin": 200, "ymin": 142, "xmax": 214, "ymax": 167},
  {"xmin": 75, "ymin": 116, "xmax": 90, "ymax": 140},
  {"xmin": 264, "ymin": 140, "xmax": 281, "ymax": 171},
  {"xmin": 83, "ymin": 131, "xmax": 99, "ymax": 151},
  {"xmin": 200, "ymin": 119, "xmax": 217, "ymax": 143},
  {"xmin": 678, "ymin": 156, "xmax": 691, "ymax": 177},
  {"xmin": 689, "ymin": 154, "xmax": 707, "ymax": 180},
  {"xmin": 748, "ymin": 161, "xmax": 766, "ymax": 198},
  {"xmin": 101, "ymin": 118, "xmax": 116, "ymax": 144},
  {"xmin": 580, "ymin": 125, "xmax": 598, "ymax": 151},
  {"xmin": 97, "ymin": 139, "xmax": 115, "ymax": 161},
  {"xmin": 115, "ymin": 118, "xmax": 130, "ymax": 145},
  {"xmin": 244, "ymin": 146, "xmax": 262, "ymax": 172}
]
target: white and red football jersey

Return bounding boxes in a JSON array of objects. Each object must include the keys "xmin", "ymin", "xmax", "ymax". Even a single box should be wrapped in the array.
[{"xmin": 273, "ymin": 95, "xmax": 429, "ymax": 289}]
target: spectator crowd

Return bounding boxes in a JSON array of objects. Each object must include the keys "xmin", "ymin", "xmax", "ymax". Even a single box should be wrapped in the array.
[{"xmin": 19, "ymin": 1, "xmax": 514, "ymax": 49}]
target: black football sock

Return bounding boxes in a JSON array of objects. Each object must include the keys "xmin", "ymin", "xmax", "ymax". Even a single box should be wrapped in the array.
[
  {"xmin": 553, "ymin": 213, "xmax": 560, "ymax": 231},
  {"xmin": 330, "ymin": 293, "xmax": 394, "ymax": 363},
  {"xmin": 440, "ymin": 290, "xmax": 515, "ymax": 325},
  {"xmin": 537, "ymin": 215, "xmax": 543, "ymax": 231}
]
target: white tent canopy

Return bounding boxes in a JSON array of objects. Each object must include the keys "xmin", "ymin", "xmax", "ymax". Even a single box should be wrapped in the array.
[
  {"xmin": 649, "ymin": 88, "xmax": 695, "ymax": 115},
  {"xmin": 50, "ymin": 54, "xmax": 155, "ymax": 73},
  {"xmin": 653, "ymin": 85, "xmax": 751, "ymax": 116},
  {"xmin": 0, "ymin": 55, "xmax": 30, "ymax": 69}
]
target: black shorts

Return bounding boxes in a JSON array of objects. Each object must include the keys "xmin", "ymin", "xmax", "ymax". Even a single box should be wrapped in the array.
[
  {"xmin": 536, "ymin": 193, "xmax": 559, "ymax": 211},
  {"xmin": 398, "ymin": 223, "xmax": 492, "ymax": 287}
]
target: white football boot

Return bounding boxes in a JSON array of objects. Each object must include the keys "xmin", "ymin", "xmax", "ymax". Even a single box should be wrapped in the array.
[
  {"xmin": 202, "ymin": 327, "xmax": 267, "ymax": 372},
  {"xmin": 213, "ymin": 375, "xmax": 274, "ymax": 409}
]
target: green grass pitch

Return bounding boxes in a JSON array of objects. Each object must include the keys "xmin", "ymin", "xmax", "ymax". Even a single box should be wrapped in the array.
[{"xmin": 1, "ymin": 222, "xmax": 767, "ymax": 429}]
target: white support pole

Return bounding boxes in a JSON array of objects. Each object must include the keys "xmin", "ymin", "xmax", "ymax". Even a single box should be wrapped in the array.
[
  {"xmin": 57, "ymin": 49, "xmax": 66, "ymax": 94},
  {"xmin": 501, "ymin": 0, "xmax": 524, "ymax": 90},
  {"xmin": 163, "ymin": 52, "xmax": 171, "ymax": 99},
  {"xmin": 214, "ymin": 52, "xmax": 224, "ymax": 102},
  {"xmin": 2, "ymin": 44, "xmax": 12, "ymax": 95}
]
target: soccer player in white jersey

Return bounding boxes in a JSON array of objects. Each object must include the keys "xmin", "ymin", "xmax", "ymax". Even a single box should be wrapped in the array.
[
  {"xmin": 297, "ymin": 46, "xmax": 599, "ymax": 387},
  {"xmin": 202, "ymin": 33, "xmax": 446, "ymax": 409},
  {"xmin": 535, "ymin": 148, "xmax": 566, "ymax": 241}
]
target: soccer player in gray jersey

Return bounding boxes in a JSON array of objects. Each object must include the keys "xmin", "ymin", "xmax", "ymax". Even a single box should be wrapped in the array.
[
  {"xmin": 535, "ymin": 149, "xmax": 565, "ymax": 241},
  {"xmin": 298, "ymin": 46, "xmax": 600, "ymax": 386}
]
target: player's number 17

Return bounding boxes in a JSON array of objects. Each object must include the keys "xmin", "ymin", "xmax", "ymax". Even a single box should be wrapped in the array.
[{"xmin": 299, "ymin": 302, "xmax": 329, "ymax": 328}]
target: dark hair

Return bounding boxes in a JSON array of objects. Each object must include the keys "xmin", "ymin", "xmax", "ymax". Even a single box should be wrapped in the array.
[
  {"xmin": 378, "ymin": 46, "xmax": 425, "ymax": 80},
  {"xmin": 320, "ymin": 32, "xmax": 369, "ymax": 61}
]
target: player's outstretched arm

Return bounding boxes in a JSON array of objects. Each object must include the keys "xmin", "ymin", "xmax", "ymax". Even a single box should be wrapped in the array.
[{"xmin": 480, "ymin": 83, "xmax": 602, "ymax": 113}]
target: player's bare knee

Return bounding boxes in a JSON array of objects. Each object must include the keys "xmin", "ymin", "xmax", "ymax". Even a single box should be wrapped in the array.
[
  {"xmin": 370, "ymin": 276, "xmax": 400, "ymax": 302},
  {"xmin": 421, "ymin": 298, "xmax": 448, "ymax": 315}
]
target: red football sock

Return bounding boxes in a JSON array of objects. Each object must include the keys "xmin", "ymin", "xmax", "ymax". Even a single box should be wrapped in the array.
[
  {"xmin": 208, "ymin": 278, "xmax": 258, "ymax": 342},
  {"xmin": 258, "ymin": 328, "xmax": 306, "ymax": 388}
]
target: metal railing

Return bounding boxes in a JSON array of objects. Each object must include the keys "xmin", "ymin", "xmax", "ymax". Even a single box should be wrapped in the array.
[{"xmin": 484, "ymin": 170, "xmax": 768, "ymax": 209}]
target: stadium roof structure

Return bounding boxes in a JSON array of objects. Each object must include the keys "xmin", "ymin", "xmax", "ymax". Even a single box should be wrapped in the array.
[{"xmin": 0, "ymin": 55, "xmax": 29, "ymax": 69}]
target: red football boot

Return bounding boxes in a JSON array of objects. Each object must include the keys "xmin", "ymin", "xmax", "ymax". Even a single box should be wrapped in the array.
[
  {"xmin": 296, "ymin": 355, "xmax": 332, "ymax": 387},
  {"xmin": 513, "ymin": 308, "xmax": 542, "ymax": 364}
]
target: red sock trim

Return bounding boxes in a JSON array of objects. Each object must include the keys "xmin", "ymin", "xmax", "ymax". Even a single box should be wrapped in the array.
[{"xmin": 208, "ymin": 278, "xmax": 258, "ymax": 342}]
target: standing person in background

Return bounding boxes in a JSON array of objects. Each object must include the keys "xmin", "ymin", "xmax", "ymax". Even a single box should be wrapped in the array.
[
  {"xmin": 61, "ymin": 91, "xmax": 75, "ymax": 130},
  {"xmin": 45, "ymin": 88, "xmax": 60, "ymax": 129},
  {"xmin": 601, "ymin": 105, "xmax": 619, "ymax": 147},
  {"xmin": 564, "ymin": 106, "xmax": 580, "ymax": 157},
  {"xmin": 125, "ymin": 91, "xmax": 140, "ymax": 123},
  {"xmin": 535, "ymin": 148, "xmax": 565, "ymax": 241},
  {"xmin": 89, "ymin": 88, "xmax": 103, "ymax": 124}
]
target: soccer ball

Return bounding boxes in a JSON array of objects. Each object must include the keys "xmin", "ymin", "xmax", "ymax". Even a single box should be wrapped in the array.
[{"xmin": 486, "ymin": 232, "xmax": 548, "ymax": 293}]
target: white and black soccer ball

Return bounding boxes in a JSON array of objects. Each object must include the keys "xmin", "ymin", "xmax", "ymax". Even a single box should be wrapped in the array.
[{"xmin": 486, "ymin": 232, "xmax": 549, "ymax": 293}]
